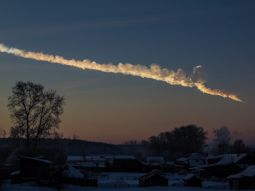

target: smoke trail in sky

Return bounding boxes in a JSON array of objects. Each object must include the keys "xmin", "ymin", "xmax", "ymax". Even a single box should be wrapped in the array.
[{"xmin": 0, "ymin": 43, "xmax": 242, "ymax": 102}]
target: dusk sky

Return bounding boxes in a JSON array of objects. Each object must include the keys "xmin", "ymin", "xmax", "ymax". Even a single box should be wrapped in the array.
[{"xmin": 0, "ymin": 0, "xmax": 254, "ymax": 144}]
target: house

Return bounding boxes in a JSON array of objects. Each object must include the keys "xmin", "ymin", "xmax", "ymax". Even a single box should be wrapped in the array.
[
  {"xmin": 107, "ymin": 155, "xmax": 147, "ymax": 172},
  {"xmin": 197, "ymin": 154, "xmax": 246, "ymax": 178},
  {"xmin": 19, "ymin": 156, "xmax": 52, "ymax": 179},
  {"xmin": 187, "ymin": 153, "xmax": 208, "ymax": 168},
  {"xmin": 206, "ymin": 153, "xmax": 247, "ymax": 166},
  {"xmin": 67, "ymin": 155, "xmax": 108, "ymax": 171},
  {"xmin": 215, "ymin": 154, "xmax": 246, "ymax": 166},
  {"xmin": 139, "ymin": 169, "xmax": 168, "ymax": 187},
  {"xmin": 176, "ymin": 153, "xmax": 207, "ymax": 168},
  {"xmin": 12, "ymin": 156, "xmax": 53, "ymax": 184},
  {"xmin": 183, "ymin": 174, "xmax": 202, "ymax": 187},
  {"xmin": 235, "ymin": 153, "xmax": 255, "ymax": 168},
  {"xmin": 228, "ymin": 165, "xmax": 255, "ymax": 190},
  {"xmin": 61, "ymin": 164, "xmax": 97, "ymax": 187},
  {"xmin": 175, "ymin": 157, "xmax": 188, "ymax": 167},
  {"xmin": 0, "ymin": 164, "xmax": 13, "ymax": 180},
  {"xmin": 207, "ymin": 155, "xmax": 222, "ymax": 164}
]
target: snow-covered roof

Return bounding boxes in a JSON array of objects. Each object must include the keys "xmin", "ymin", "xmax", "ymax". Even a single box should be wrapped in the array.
[
  {"xmin": 194, "ymin": 153, "xmax": 247, "ymax": 168},
  {"xmin": 32, "ymin": 158, "xmax": 52, "ymax": 164},
  {"xmin": 189, "ymin": 153, "xmax": 207, "ymax": 159},
  {"xmin": 176, "ymin": 153, "xmax": 207, "ymax": 163},
  {"xmin": 79, "ymin": 162, "xmax": 98, "ymax": 167},
  {"xmin": 176, "ymin": 157, "xmax": 187, "ymax": 162},
  {"xmin": 10, "ymin": 171, "xmax": 20, "ymax": 176},
  {"xmin": 146, "ymin": 156, "xmax": 165, "ymax": 164},
  {"xmin": 183, "ymin": 173, "xmax": 200, "ymax": 180},
  {"xmin": 215, "ymin": 153, "xmax": 246, "ymax": 165},
  {"xmin": 20, "ymin": 156, "xmax": 52, "ymax": 164},
  {"xmin": 67, "ymin": 155, "xmax": 84, "ymax": 162},
  {"xmin": 113, "ymin": 155, "xmax": 136, "ymax": 160},
  {"xmin": 139, "ymin": 169, "xmax": 165, "ymax": 180},
  {"xmin": 85, "ymin": 155, "xmax": 109, "ymax": 161},
  {"xmin": 190, "ymin": 153, "xmax": 247, "ymax": 171},
  {"xmin": 207, "ymin": 155, "xmax": 222, "ymax": 160},
  {"xmin": 228, "ymin": 165, "xmax": 255, "ymax": 179},
  {"xmin": 146, "ymin": 156, "xmax": 164, "ymax": 160},
  {"xmin": 63, "ymin": 164, "xmax": 84, "ymax": 179},
  {"xmin": 68, "ymin": 155, "xmax": 137, "ymax": 162}
]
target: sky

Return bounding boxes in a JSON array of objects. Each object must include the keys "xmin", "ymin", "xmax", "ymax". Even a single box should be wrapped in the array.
[{"xmin": 0, "ymin": 0, "xmax": 254, "ymax": 144}]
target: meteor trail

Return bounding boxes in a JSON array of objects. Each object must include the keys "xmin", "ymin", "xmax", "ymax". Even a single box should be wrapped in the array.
[{"xmin": 0, "ymin": 43, "xmax": 242, "ymax": 102}]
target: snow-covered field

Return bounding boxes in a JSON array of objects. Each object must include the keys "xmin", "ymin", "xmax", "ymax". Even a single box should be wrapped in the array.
[{"xmin": 0, "ymin": 172, "xmax": 253, "ymax": 191}]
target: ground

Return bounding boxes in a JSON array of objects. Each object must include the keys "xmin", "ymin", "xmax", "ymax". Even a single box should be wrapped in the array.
[{"xmin": 2, "ymin": 184, "xmax": 255, "ymax": 191}]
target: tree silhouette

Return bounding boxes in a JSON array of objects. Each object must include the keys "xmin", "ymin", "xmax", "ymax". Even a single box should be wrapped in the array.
[
  {"xmin": 231, "ymin": 139, "xmax": 248, "ymax": 153},
  {"xmin": 0, "ymin": 128, "xmax": 6, "ymax": 138},
  {"xmin": 147, "ymin": 125, "xmax": 207, "ymax": 157},
  {"xmin": 8, "ymin": 81, "xmax": 64, "ymax": 149}
]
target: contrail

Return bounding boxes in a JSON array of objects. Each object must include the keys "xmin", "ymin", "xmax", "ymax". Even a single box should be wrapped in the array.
[{"xmin": 0, "ymin": 43, "xmax": 242, "ymax": 102}]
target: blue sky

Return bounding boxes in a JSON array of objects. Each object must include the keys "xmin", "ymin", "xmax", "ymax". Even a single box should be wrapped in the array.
[{"xmin": 0, "ymin": 0, "xmax": 254, "ymax": 143}]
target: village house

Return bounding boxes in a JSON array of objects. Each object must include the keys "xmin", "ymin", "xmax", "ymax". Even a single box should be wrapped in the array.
[
  {"xmin": 11, "ymin": 156, "xmax": 53, "ymax": 184},
  {"xmin": 67, "ymin": 155, "xmax": 109, "ymax": 171},
  {"xmin": 61, "ymin": 164, "xmax": 97, "ymax": 187},
  {"xmin": 195, "ymin": 154, "xmax": 247, "ymax": 178},
  {"xmin": 107, "ymin": 155, "xmax": 147, "ymax": 172},
  {"xmin": 175, "ymin": 153, "xmax": 207, "ymax": 168}
]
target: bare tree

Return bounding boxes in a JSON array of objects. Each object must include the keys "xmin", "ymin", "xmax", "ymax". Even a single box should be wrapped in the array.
[
  {"xmin": 8, "ymin": 81, "xmax": 64, "ymax": 149},
  {"xmin": 212, "ymin": 126, "xmax": 231, "ymax": 154}
]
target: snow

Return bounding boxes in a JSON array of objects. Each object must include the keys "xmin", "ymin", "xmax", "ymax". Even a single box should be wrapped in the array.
[
  {"xmin": 215, "ymin": 154, "xmax": 246, "ymax": 165},
  {"xmin": 85, "ymin": 155, "xmax": 110, "ymax": 161},
  {"xmin": 192, "ymin": 153, "xmax": 247, "ymax": 170},
  {"xmin": 2, "ymin": 170, "xmax": 255, "ymax": 191},
  {"xmin": 202, "ymin": 181, "xmax": 229, "ymax": 189},
  {"xmin": 73, "ymin": 161, "xmax": 98, "ymax": 168},
  {"xmin": 113, "ymin": 155, "xmax": 136, "ymax": 160},
  {"xmin": 67, "ymin": 155, "xmax": 137, "ymax": 164},
  {"xmin": 31, "ymin": 158, "xmax": 52, "ymax": 164},
  {"xmin": 2, "ymin": 184, "xmax": 56, "ymax": 191},
  {"xmin": 20, "ymin": 156, "xmax": 52, "ymax": 164},
  {"xmin": 228, "ymin": 165, "xmax": 255, "ymax": 179},
  {"xmin": 62, "ymin": 164, "xmax": 84, "ymax": 179},
  {"xmin": 98, "ymin": 172, "xmax": 144, "ymax": 187},
  {"xmin": 10, "ymin": 171, "xmax": 19, "ymax": 176},
  {"xmin": 182, "ymin": 174, "xmax": 196, "ymax": 180},
  {"xmin": 67, "ymin": 155, "xmax": 84, "ymax": 162},
  {"xmin": 176, "ymin": 157, "xmax": 187, "ymax": 163},
  {"xmin": 139, "ymin": 169, "xmax": 163, "ymax": 180},
  {"xmin": 146, "ymin": 156, "xmax": 165, "ymax": 165}
]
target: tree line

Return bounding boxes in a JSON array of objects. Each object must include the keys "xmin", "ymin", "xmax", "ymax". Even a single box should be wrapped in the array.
[{"xmin": 128, "ymin": 125, "xmax": 250, "ymax": 158}]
